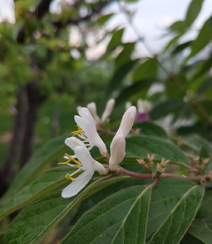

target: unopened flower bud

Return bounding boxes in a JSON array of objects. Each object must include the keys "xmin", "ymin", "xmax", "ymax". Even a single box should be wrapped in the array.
[
  {"xmin": 101, "ymin": 98, "xmax": 115, "ymax": 122},
  {"xmin": 147, "ymin": 154, "xmax": 155, "ymax": 162},
  {"xmin": 156, "ymin": 163, "xmax": 165, "ymax": 173},
  {"xmin": 200, "ymin": 177, "xmax": 206, "ymax": 185},
  {"xmin": 202, "ymin": 158, "xmax": 210, "ymax": 165},
  {"xmin": 87, "ymin": 102, "xmax": 100, "ymax": 122},
  {"xmin": 160, "ymin": 158, "xmax": 170, "ymax": 167},
  {"xmin": 116, "ymin": 106, "xmax": 137, "ymax": 137},
  {"xmin": 109, "ymin": 134, "xmax": 126, "ymax": 171},
  {"xmin": 137, "ymin": 158, "xmax": 146, "ymax": 165}
]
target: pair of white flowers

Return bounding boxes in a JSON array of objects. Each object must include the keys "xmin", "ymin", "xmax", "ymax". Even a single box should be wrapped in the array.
[{"xmin": 60, "ymin": 104, "xmax": 137, "ymax": 198}]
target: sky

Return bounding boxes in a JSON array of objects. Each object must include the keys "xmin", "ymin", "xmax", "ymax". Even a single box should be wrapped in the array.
[{"xmin": 0, "ymin": 0, "xmax": 212, "ymax": 59}]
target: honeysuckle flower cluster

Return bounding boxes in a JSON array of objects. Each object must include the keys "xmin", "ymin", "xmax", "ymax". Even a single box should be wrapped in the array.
[{"xmin": 59, "ymin": 102, "xmax": 137, "ymax": 198}]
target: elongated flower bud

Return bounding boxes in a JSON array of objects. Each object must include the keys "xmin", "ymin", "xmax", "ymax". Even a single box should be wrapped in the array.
[
  {"xmin": 87, "ymin": 102, "xmax": 100, "ymax": 122},
  {"xmin": 116, "ymin": 106, "xmax": 137, "ymax": 137},
  {"xmin": 109, "ymin": 134, "xmax": 126, "ymax": 171},
  {"xmin": 101, "ymin": 98, "xmax": 115, "ymax": 122}
]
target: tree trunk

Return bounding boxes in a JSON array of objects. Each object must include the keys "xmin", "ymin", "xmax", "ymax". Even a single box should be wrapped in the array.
[
  {"xmin": 19, "ymin": 81, "xmax": 45, "ymax": 168},
  {"xmin": 0, "ymin": 86, "xmax": 27, "ymax": 197}
]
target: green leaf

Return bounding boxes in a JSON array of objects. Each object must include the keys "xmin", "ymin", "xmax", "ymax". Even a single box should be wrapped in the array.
[
  {"xmin": 189, "ymin": 218, "xmax": 212, "ymax": 244},
  {"xmin": 192, "ymin": 56, "xmax": 212, "ymax": 81},
  {"xmin": 133, "ymin": 58, "xmax": 158, "ymax": 81},
  {"xmin": 171, "ymin": 41, "xmax": 193, "ymax": 55},
  {"xmin": 106, "ymin": 28, "xmax": 124, "ymax": 52},
  {"xmin": 92, "ymin": 13, "xmax": 114, "ymax": 26},
  {"xmin": 0, "ymin": 192, "xmax": 73, "ymax": 244},
  {"xmin": 185, "ymin": 0, "xmax": 204, "ymax": 27},
  {"xmin": 115, "ymin": 78, "xmax": 157, "ymax": 105},
  {"xmin": 125, "ymin": 135, "xmax": 189, "ymax": 167},
  {"xmin": 181, "ymin": 134, "xmax": 212, "ymax": 153},
  {"xmin": 61, "ymin": 186, "xmax": 151, "ymax": 244},
  {"xmin": 169, "ymin": 21, "xmax": 186, "ymax": 33},
  {"xmin": 133, "ymin": 121, "xmax": 169, "ymax": 139},
  {"xmin": 0, "ymin": 167, "xmax": 72, "ymax": 221},
  {"xmin": 0, "ymin": 135, "xmax": 67, "ymax": 204},
  {"xmin": 106, "ymin": 59, "xmax": 139, "ymax": 96},
  {"xmin": 163, "ymin": 34, "xmax": 183, "ymax": 52},
  {"xmin": 196, "ymin": 188, "xmax": 212, "ymax": 219},
  {"xmin": 196, "ymin": 77, "xmax": 212, "ymax": 95},
  {"xmin": 180, "ymin": 233, "xmax": 203, "ymax": 244},
  {"xmin": 186, "ymin": 16, "xmax": 212, "ymax": 61},
  {"xmin": 150, "ymin": 99, "xmax": 185, "ymax": 120},
  {"xmin": 0, "ymin": 175, "xmax": 132, "ymax": 243},
  {"xmin": 115, "ymin": 42, "xmax": 135, "ymax": 70},
  {"xmin": 146, "ymin": 178, "xmax": 204, "ymax": 243}
]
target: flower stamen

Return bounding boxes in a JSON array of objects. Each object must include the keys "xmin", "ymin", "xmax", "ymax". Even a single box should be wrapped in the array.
[
  {"xmin": 72, "ymin": 124, "xmax": 84, "ymax": 136},
  {"xmin": 65, "ymin": 173, "xmax": 76, "ymax": 181}
]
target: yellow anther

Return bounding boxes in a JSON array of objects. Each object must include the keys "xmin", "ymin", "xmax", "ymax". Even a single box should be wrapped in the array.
[
  {"xmin": 74, "ymin": 165, "xmax": 81, "ymax": 168},
  {"xmin": 72, "ymin": 124, "xmax": 84, "ymax": 136},
  {"xmin": 65, "ymin": 153, "xmax": 81, "ymax": 163},
  {"xmin": 65, "ymin": 173, "xmax": 76, "ymax": 181},
  {"xmin": 58, "ymin": 161, "xmax": 69, "ymax": 165}
]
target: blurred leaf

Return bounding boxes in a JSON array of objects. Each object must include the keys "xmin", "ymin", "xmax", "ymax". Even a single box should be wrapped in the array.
[
  {"xmin": 185, "ymin": 0, "xmax": 204, "ymax": 27},
  {"xmin": 196, "ymin": 76, "xmax": 212, "ymax": 96},
  {"xmin": 61, "ymin": 186, "xmax": 151, "ymax": 244},
  {"xmin": 115, "ymin": 42, "xmax": 135, "ymax": 70},
  {"xmin": 192, "ymin": 56, "xmax": 212, "ymax": 80},
  {"xmin": 125, "ymin": 135, "xmax": 189, "ymax": 167},
  {"xmin": 92, "ymin": 13, "xmax": 114, "ymax": 26},
  {"xmin": 181, "ymin": 134, "xmax": 212, "ymax": 153},
  {"xmin": 186, "ymin": 16, "xmax": 212, "ymax": 61},
  {"xmin": 171, "ymin": 41, "xmax": 193, "ymax": 55},
  {"xmin": 188, "ymin": 218, "xmax": 212, "ymax": 244},
  {"xmin": 169, "ymin": 21, "xmax": 186, "ymax": 33},
  {"xmin": 133, "ymin": 121, "xmax": 169, "ymax": 139},
  {"xmin": 133, "ymin": 58, "xmax": 158, "ymax": 81},
  {"xmin": 115, "ymin": 78, "xmax": 157, "ymax": 104},
  {"xmin": 106, "ymin": 59, "xmax": 139, "ymax": 96},
  {"xmin": 150, "ymin": 99, "xmax": 185, "ymax": 120},
  {"xmin": 0, "ymin": 135, "xmax": 68, "ymax": 204},
  {"xmin": 106, "ymin": 28, "xmax": 124, "ymax": 52},
  {"xmin": 147, "ymin": 178, "xmax": 204, "ymax": 243},
  {"xmin": 163, "ymin": 34, "xmax": 182, "ymax": 52}
]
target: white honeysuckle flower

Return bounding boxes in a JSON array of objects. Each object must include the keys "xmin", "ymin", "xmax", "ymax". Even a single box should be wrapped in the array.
[
  {"xmin": 73, "ymin": 107, "xmax": 108, "ymax": 157},
  {"xmin": 87, "ymin": 102, "xmax": 100, "ymax": 122},
  {"xmin": 101, "ymin": 98, "xmax": 115, "ymax": 122},
  {"xmin": 60, "ymin": 137, "xmax": 106, "ymax": 198},
  {"xmin": 116, "ymin": 106, "xmax": 137, "ymax": 137},
  {"xmin": 109, "ymin": 134, "xmax": 126, "ymax": 171},
  {"xmin": 137, "ymin": 99, "xmax": 152, "ymax": 113}
]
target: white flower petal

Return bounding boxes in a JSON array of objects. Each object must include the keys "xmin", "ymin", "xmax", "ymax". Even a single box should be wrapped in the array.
[
  {"xmin": 61, "ymin": 171, "xmax": 93, "ymax": 198},
  {"xmin": 116, "ymin": 106, "xmax": 137, "ymax": 137},
  {"xmin": 65, "ymin": 137, "xmax": 85, "ymax": 150},
  {"xmin": 92, "ymin": 160, "xmax": 107, "ymax": 174},
  {"xmin": 74, "ymin": 146, "xmax": 95, "ymax": 174}
]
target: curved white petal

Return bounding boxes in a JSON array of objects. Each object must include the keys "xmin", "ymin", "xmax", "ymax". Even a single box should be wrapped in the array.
[
  {"xmin": 65, "ymin": 137, "xmax": 85, "ymax": 150},
  {"xmin": 116, "ymin": 106, "xmax": 137, "ymax": 137},
  {"xmin": 92, "ymin": 160, "xmax": 107, "ymax": 174},
  {"xmin": 109, "ymin": 134, "xmax": 126, "ymax": 170},
  {"xmin": 74, "ymin": 146, "xmax": 95, "ymax": 174},
  {"xmin": 61, "ymin": 171, "xmax": 93, "ymax": 198}
]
